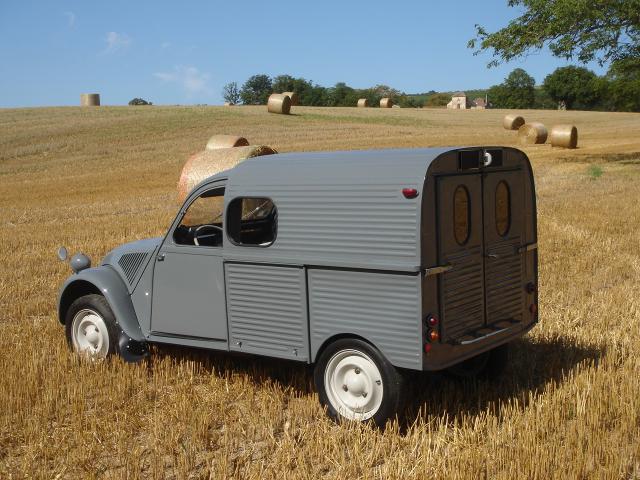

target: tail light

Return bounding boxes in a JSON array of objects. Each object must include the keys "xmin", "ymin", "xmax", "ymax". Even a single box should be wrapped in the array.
[
  {"xmin": 428, "ymin": 330, "xmax": 439, "ymax": 342},
  {"xmin": 427, "ymin": 314, "xmax": 438, "ymax": 327}
]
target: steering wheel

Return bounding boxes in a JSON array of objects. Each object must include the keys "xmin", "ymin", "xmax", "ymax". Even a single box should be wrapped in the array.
[{"xmin": 193, "ymin": 224, "xmax": 223, "ymax": 246}]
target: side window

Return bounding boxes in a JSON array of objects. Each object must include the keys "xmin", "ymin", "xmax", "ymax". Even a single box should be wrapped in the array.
[
  {"xmin": 226, "ymin": 197, "xmax": 277, "ymax": 246},
  {"xmin": 173, "ymin": 188, "xmax": 225, "ymax": 247}
]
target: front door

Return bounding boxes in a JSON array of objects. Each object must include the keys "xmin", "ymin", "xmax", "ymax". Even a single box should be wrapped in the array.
[
  {"xmin": 151, "ymin": 184, "xmax": 228, "ymax": 341},
  {"xmin": 437, "ymin": 168, "xmax": 525, "ymax": 341}
]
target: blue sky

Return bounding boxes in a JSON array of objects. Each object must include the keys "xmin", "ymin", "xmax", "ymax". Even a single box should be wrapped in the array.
[{"xmin": 0, "ymin": 0, "xmax": 607, "ymax": 107}]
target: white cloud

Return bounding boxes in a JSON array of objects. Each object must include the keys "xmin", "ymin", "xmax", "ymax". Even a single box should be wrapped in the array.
[
  {"xmin": 64, "ymin": 11, "xmax": 76, "ymax": 27},
  {"xmin": 104, "ymin": 32, "xmax": 131, "ymax": 54},
  {"xmin": 153, "ymin": 66, "xmax": 212, "ymax": 97}
]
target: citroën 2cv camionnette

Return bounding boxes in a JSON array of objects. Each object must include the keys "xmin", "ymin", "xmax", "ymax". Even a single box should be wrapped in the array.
[{"xmin": 57, "ymin": 146, "xmax": 538, "ymax": 425}]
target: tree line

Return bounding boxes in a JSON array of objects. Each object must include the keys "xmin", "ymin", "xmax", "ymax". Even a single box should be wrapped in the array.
[
  {"xmin": 223, "ymin": 64, "xmax": 639, "ymax": 112},
  {"xmin": 222, "ymin": 75, "xmax": 424, "ymax": 109}
]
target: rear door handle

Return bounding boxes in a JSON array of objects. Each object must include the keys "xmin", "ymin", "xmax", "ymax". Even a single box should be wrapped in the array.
[
  {"xmin": 486, "ymin": 253, "xmax": 500, "ymax": 259},
  {"xmin": 424, "ymin": 264, "xmax": 453, "ymax": 276}
]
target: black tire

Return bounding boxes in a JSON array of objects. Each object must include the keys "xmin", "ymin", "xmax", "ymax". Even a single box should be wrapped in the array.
[
  {"xmin": 447, "ymin": 343, "xmax": 510, "ymax": 380},
  {"xmin": 64, "ymin": 294, "xmax": 120, "ymax": 359},
  {"xmin": 314, "ymin": 338, "xmax": 405, "ymax": 427}
]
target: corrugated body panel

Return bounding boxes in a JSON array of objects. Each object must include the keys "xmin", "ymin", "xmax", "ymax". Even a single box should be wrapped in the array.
[
  {"xmin": 441, "ymin": 245, "xmax": 485, "ymax": 341},
  {"xmin": 308, "ymin": 269, "xmax": 422, "ymax": 370},
  {"xmin": 117, "ymin": 252, "xmax": 149, "ymax": 285},
  {"xmin": 225, "ymin": 263, "xmax": 308, "ymax": 361},
  {"xmin": 226, "ymin": 183, "xmax": 420, "ymax": 269},
  {"xmin": 485, "ymin": 237, "xmax": 524, "ymax": 322}
]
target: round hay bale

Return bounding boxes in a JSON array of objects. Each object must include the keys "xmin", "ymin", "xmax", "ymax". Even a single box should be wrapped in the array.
[
  {"xmin": 282, "ymin": 91, "xmax": 299, "ymax": 106},
  {"xmin": 177, "ymin": 146, "xmax": 277, "ymax": 202},
  {"xmin": 80, "ymin": 93, "xmax": 100, "ymax": 106},
  {"xmin": 205, "ymin": 135, "xmax": 249, "ymax": 150},
  {"xmin": 380, "ymin": 98, "xmax": 394, "ymax": 108},
  {"xmin": 357, "ymin": 98, "xmax": 369, "ymax": 108},
  {"xmin": 518, "ymin": 122, "xmax": 548, "ymax": 145},
  {"xmin": 503, "ymin": 114, "xmax": 525, "ymax": 130},
  {"xmin": 267, "ymin": 94, "xmax": 291, "ymax": 114},
  {"xmin": 550, "ymin": 124, "xmax": 578, "ymax": 149}
]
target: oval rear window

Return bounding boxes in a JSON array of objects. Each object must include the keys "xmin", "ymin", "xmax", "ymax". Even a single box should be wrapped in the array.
[
  {"xmin": 453, "ymin": 186, "xmax": 470, "ymax": 245},
  {"xmin": 495, "ymin": 181, "xmax": 510, "ymax": 236}
]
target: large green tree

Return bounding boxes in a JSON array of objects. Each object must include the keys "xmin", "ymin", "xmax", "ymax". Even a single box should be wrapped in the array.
[
  {"xmin": 542, "ymin": 66, "xmax": 601, "ymax": 109},
  {"xmin": 240, "ymin": 74, "xmax": 272, "ymax": 105},
  {"xmin": 488, "ymin": 68, "xmax": 536, "ymax": 108},
  {"xmin": 605, "ymin": 59, "xmax": 640, "ymax": 111},
  {"xmin": 469, "ymin": 0, "xmax": 640, "ymax": 67}
]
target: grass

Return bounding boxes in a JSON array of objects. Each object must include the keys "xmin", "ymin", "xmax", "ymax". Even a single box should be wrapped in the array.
[{"xmin": 1, "ymin": 105, "xmax": 640, "ymax": 478}]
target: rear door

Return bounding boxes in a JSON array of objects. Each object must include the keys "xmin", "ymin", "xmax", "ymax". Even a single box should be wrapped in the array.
[
  {"xmin": 436, "ymin": 174, "xmax": 486, "ymax": 341},
  {"xmin": 436, "ymin": 165, "xmax": 527, "ymax": 342},
  {"xmin": 482, "ymin": 170, "xmax": 526, "ymax": 324}
]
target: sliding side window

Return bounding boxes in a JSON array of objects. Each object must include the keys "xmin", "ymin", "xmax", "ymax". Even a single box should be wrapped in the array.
[{"xmin": 226, "ymin": 197, "xmax": 277, "ymax": 247}]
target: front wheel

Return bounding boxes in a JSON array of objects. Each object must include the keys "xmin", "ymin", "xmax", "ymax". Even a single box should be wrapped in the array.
[
  {"xmin": 65, "ymin": 294, "xmax": 120, "ymax": 359},
  {"xmin": 314, "ymin": 339, "xmax": 405, "ymax": 427}
]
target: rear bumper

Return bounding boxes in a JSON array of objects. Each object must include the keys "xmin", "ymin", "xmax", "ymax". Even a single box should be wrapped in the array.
[{"xmin": 422, "ymin": 317, "xmax": 537, "ymax": 371}]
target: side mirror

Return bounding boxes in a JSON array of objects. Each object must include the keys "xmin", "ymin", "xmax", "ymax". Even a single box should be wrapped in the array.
[{"xmin": 57, "ymin": 246, "xmax": 68, "ymax": 262}]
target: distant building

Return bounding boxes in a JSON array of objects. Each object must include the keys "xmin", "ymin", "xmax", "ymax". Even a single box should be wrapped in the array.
[
  {"xmin": 447, "ymin": 92, "xmax": 470, "ymax": 109},
  {"xmin": 471, "ymin": 97, "xmax": 488, "ymax": 109}
]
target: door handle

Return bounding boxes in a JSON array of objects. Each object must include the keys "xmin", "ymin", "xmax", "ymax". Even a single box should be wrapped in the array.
[
  {"xmin": 424, "ymin": 264, "xmax": 453, "ymax": 276},
  {"xmin": 486, "ymin": 253, "xmax": 500, "ymax": 259},
  {"xmin": 157, "ymin": 253, "xmax": 165, "ymax": 262}
]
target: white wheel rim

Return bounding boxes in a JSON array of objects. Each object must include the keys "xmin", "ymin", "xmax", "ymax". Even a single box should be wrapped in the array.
[
  {"xmin": 71, "ymin": 308, "xmax": 109, "ymax": 359},
  {"xmin": 324, "ymin": 349, "xmax": 384, "ymax": 421}
]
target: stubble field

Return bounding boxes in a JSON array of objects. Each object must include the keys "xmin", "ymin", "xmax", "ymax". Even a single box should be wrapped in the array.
[{"xmin": 1, "ymin": 105, "xmax": 639, "ymax": 479}]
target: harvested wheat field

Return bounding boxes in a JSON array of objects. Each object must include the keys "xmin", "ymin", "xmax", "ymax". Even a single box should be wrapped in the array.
[{"xmin": 1, "ymin": 105, "xmax": 640, "ymax": 479}]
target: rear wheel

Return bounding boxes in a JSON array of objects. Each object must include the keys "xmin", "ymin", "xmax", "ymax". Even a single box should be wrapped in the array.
[
  {"xmin": 65, "ymin": 294, "xmax": 119, "ymax": 360},
  {"xmin": 314, "ymin": 339, "xmax": 404, "ymax": 427}
]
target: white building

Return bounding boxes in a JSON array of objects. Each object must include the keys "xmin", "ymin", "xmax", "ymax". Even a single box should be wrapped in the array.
[{"xmin": 447, "ymin": 92, "xmax": 470, "ymax": 109}]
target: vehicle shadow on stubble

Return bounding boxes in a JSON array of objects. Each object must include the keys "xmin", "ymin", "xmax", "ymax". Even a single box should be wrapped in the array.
[
  {"xmin": 149, "ymin": 335, "xmax": 603, "ymax": 431},
  {"xmin": 400, "ymin": 335, "xmax": 603, "ymax": 430}
]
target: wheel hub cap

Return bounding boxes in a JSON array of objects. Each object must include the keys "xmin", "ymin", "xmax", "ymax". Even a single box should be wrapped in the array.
[{"xmin": 71, "ymin": 309, "xmax": 109, "ymax": 359}]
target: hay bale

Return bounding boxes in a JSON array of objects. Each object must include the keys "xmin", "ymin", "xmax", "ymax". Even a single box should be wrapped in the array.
[
  {"xmin": 177, "ymin": 146, "xmax": 277, "ymax": 202},
  {"xmin": 503, "ymin": 114, "xmax": 525, "ymax": 130},
  {"xmin": 518, "ymin": 122, "xmax": 548, "ymax": 145},
  {"xmin": 205, "ymin": 135, "xmax": 249, "ymax": 150},
  {"xmin": 550, "ymin": 125, "xmax": 578, "ymax": 149},
  {"xmin": 267, "ymin": 94, "xmax": 291, "ymax": 114},
  {"xmin": 380, "ymin": 98, "xmax": 394, "ymax": 108},
  {"xmin": 80, "ymin": 93, "xmax": 100, "ymax": 106},
  {"xmin": 282, "ymin": 91, "xmax": 299, "ymax": 106},
  {"xmin": 357, "ymin": 98, "xmax": 369, "ymax": 108},
  {"xmin": 223, "ymin": 101, "xmax": 233, "ymax": 106}
]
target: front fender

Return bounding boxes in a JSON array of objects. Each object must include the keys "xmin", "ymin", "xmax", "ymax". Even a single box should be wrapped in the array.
[{"xmin": 58, "ymin": 265, "xmax": 145, "ymax": 342}]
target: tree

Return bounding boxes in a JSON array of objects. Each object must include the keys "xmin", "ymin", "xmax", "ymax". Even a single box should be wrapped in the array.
[
  {"xmin": 240, "ymin": 74, "xmax": 272, "ymax": 105},
  {"xmin": 489, "ymin": 68, "xmax": 536, "ymax": 108},
  {"xmin": 542, "ymin": 66, "xmax": 601, "ymax": 109},
  {"xmin": 128, "ymin": 98, "xmax": 152, "ymax": 106},
  {"xmin": 271, "ymin": 75, "xmax": 296, "ymax": 94},
  {"xmin": 469, "ymin": 0, "xmax": 640, "ymax": 67},
  {"xmin": 605, "ymin": 59, "xmax": 640, "ymax": 111},
  {"xmin": 424, "ymin": 93, "xmax": 451, "ymax": 107},
  {"xmin": 222, "ymin": 82, "xmax": 241, "ymax": 105}
]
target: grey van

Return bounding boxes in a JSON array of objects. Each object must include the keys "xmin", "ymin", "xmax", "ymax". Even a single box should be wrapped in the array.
[{"xmin": 57, "ymin": 146, "xmax": 538, "ymax": 425}]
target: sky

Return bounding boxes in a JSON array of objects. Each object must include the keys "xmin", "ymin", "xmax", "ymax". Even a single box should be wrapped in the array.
[{"xmin": 0, "ymin": 0, "xmax": 608, "ymax": 107}]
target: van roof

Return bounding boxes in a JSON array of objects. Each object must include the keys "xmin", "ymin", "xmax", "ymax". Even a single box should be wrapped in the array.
[{"xmin": 223, "ymin": 147, "xmax": 454, "ymax": 187}]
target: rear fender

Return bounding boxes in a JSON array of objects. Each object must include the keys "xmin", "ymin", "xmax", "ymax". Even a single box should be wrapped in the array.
[{"xmin": 58, "ymin": 266, "xmax": 145, "ymax": 342}]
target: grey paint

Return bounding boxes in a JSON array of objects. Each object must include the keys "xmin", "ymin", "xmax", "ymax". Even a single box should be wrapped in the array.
[
  {"xmin": 225, "ymin": 263, "xmax": 308, "ymax": 361},
  {"xmin": 222, "ymin": 148, "xmax": 451, "ymax": 272},
  {"xmin": 151, "ymin": 243, "xmax": 227, "ymax": 341},
  {"xmin": 58, "ymin": 266, "xmax": 145, "ymax": 342},
  {"xmin": 308, "ymin": 268, "xmax": 422, "ymax": 369},
  {"xmin": 102, "ymin": 237, "xmax": 161, "ymax": 293}
]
